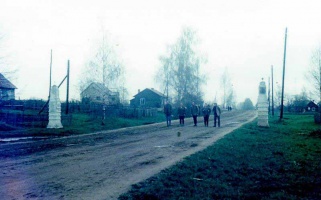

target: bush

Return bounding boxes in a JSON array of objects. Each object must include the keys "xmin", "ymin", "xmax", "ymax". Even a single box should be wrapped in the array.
[{"xmin": 314, "ymin": 112, "xmax": 321, "ymax": 124}]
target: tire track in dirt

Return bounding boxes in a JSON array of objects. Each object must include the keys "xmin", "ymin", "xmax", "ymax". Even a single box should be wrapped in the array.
[{"xmin": 0, "ymin": 110, "xmax": 257, "ymax": 200}]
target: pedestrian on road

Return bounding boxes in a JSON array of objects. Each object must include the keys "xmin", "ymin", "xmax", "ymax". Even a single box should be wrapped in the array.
[
  {"xmin": 191, "ymin": 102, "xmax": 199, "ymax": 126},
  {"xmin": 212, "ymin": 103, "xmax": 221, "ymax": 127},
  {"xmin": 177, "ymin": 103, "xmax": 187, "ymax": 126},
  {"xmin": 164, "ymin": 100, "xmax": 172, "ymax": 126},
  {"xmin": 202, "ymin": 104, "xmax": 211, "ymax": 127}
]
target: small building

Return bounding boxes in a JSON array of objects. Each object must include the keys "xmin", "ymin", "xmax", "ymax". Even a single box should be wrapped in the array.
[
  {"xmin": 80, "ymin": 82, "xmax": 120, "ymax": 105},
  {"xmin": 306, "ymin": 101, "xmax": 319, "ymax": 112},
  {"xmin": 130, "ymin": 88, "xmax": 165, "ymax": 108},
  {"xmin": 0, "ymin": 73, "xmax": 17, "ymax": 100}
]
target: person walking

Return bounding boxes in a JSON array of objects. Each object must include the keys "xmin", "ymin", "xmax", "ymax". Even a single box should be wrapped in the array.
[
  {"xmin": 202, "ymin": 104, "xmax": 211, "ymax": 127},
  {"xmin": 191, "ymin": 102, "xmax": 199, "ymax": 126},
  {"xmin": 164, "ymin": 101, "xmax": 172, "ymax": 126},
  {"xmin": 177, "ymin": 103, "xmax": 186, "ymax": 126},
  {"xmin": 212, "ymin": 103, "xmax": 221, "ymax": 127}
]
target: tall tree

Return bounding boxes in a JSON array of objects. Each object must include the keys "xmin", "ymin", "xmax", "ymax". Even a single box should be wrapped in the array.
[
  {"xmin": 241, "ymin": 98, "xmax": 255, "ymax": 110},
  {"xmin": 0, "ymin": 31, "xmax": 18, "ymax": 79},
  {"xmin": 79, "ymin": 32, "xmax": 127, "ymax": 102},
  {"xmin": 308, "ymin": 46, "xmax": 321, "ymax": 103},
  {"xmin": 157, "ymin": 27, "xmax": 206, "ymax": 106},
  {"xmin": 220, "ymin": 67, "xmax": 233, "ymax": 108}
]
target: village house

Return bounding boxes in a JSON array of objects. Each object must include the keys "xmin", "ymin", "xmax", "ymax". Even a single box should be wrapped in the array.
[
  {"xmin": 130, "ymin": 88, "xmax": 165, "ymax": 108},
  {"xmin": 0, "ymin": 73, "xmax": 17, "ymax": 101},
  {"xmin": 306, "ymin": 101, "xmax": 319, "ymax": 112},
  {"xmin": 80, "ymin": 82, "xmax": 120, "ymax": 105}
]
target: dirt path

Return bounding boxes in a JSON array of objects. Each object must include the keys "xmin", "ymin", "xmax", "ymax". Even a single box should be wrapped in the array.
[{"xmin": 0, "ymin": 110, "xmax": 257, "ymax": 200}]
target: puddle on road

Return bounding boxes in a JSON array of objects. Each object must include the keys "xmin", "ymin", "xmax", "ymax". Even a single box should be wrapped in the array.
[
  {"xmin": 154, "ymin": 145, "xmax": 174, "ymax": 148},
  {"xmin": 0, "ymin": 136, "xmax": 48, "ymax": 142}
]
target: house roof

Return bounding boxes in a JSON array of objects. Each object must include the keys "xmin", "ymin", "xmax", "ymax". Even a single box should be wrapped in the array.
[
  {"xmin": 307, "ymin": 101, "xmax": 318, "ymax": 108},
  {"xmin": 0, "ymin": 73, "xmax": 17, "ymax": 89},
  {"xmin": 133, "ymin": 88, "xmax": 165, "ymax": 97},
  {"xmin": 81, "ymin": 82, "xmax": 111, "ymax": 95}
]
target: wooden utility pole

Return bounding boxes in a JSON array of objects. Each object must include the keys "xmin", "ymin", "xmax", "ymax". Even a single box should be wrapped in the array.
[
  {"xmin": 49, "ymin": 49, "xmax": 52, "ymax": 97},
  {"xmin": 39, "ymin": 50, "xmax": 53, "ymax": 115},
  {"xmin": 268, "ymin": 77, "xmax": 271, "ymax": 114},
  {"xmin": 280, "ymin": 28, "xmax": 288, "ymax": 120},
  {"xmin": 271, "ymin": 65, "xmax": 274, "ymax": 116},
  {"xmin": 66, "ymin": 60, "xmax": 70, "ymax": 114}
]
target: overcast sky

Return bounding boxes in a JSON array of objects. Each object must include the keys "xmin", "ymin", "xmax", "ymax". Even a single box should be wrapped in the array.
[{"xmin": 1, "ymin": 0, "xmax": 320, "ymax": 105}]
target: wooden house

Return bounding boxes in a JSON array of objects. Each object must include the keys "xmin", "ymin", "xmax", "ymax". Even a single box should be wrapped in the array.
[
  {"xmin": 80, "ymin": 82, "xmax": 120, "ymax": 105},
  {"xmin": 306, "ymin": 101, "xmax": 319, "ymax": 112},
  {"xmin": 0, "ymin": 73, "xmax": 17, "ymax": 100},
  {"xmin": 130, "ymin": 88, "xmax": 165, "ymax": 108}
]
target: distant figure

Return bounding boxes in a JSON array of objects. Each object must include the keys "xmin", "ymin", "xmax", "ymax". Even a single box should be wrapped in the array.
[
  {"xmin": 177, "ymin": 103, "xmax": 187, "ymax": 126},
  {"xmin": 164, "ymin": 101, "xmax": 172, "ymax": 126},
  {"xmin": 202, "ymin": 104, "xmax": 211, "ymax": 127},
  {"xmin": 212, "ymin": 103, "xmax": 221, "ymax": 127},
  {"xmin": 191, "ymin": 102, "xmax": 199, "ymax": 126}
]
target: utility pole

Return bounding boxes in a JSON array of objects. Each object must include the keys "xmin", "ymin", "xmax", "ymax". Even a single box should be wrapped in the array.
[
  {"xmin": 268, "ymin": 77, "xmax": 271, "ymax": 114},
  {"xmin": 49, "ymin": 49, "xmax": 52, "ymax": 98},
  {"xmin": 280, "ymin": 28, "xmax": 288, "ymax": 120},
  {"xmin": 66, "ymin": 60, "xmax": 70, "ymax": 114},
  {"xmin": 271, "ymin": 65, "xmax": 274, "ymax": 116}
]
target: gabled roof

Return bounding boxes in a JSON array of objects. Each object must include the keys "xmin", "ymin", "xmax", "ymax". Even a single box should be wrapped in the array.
[
  {"xmin": 81, "ymin": 82, "xmax": 111, "ymax": 95},
  {"xmin": 134, "ymin": 88, "xmax": 165, "ymax": 97},
  {"xmin": 307, "ymin": 101, "xmax": 318, "ymax": 107},
  {"xmin": 0, "ymin": 73, "xmax": 17, "ymax": 89}
]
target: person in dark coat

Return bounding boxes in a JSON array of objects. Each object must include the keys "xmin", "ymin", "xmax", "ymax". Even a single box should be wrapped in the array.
[
  {"xmin": 177, "ymin": 103, "xmax": 187, "ymax": 126},
  {"xmin": 202, "ymin": 104, "xmax": 211, "ymax": 127},
  {"xmin": 212, "ymin": 103, "xmax": 221, "ymax": 127},
  {"xmin": 191, "ymin": 102, "xmax": 199, "ymax": 126},
  {"xmin": 164, "ymin": 101, "xmax": 172, "ymax": 126}
]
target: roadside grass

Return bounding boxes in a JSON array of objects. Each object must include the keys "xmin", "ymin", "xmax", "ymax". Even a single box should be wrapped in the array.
[
  {"xmin": 119, "ymin": 114, "xmax": 321, "ymax": 200},
  {"xmin": 0, "ymin": 112, "xmax": 166, "ymax": 137}
]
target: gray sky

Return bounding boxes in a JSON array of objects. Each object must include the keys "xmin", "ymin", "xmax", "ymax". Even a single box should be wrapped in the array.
[{"xmin": 1, "ymin": 0, "xmax": 320, "ymax": 104}]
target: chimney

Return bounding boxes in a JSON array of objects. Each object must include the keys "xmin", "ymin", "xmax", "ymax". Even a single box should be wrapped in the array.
[{"xmin": 138, "ymin": 89, "xmax": 140, "ymax": 93}]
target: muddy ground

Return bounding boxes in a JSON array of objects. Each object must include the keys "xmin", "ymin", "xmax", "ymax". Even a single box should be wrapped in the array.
[{"xmin": 0, "ymin": 110, "xmax": 256, "ymax": 199}]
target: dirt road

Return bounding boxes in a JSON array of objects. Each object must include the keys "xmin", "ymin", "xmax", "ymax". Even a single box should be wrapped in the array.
[{"xmin": 0, "ymin": 110, "xmax": 257, "ymax": 199}]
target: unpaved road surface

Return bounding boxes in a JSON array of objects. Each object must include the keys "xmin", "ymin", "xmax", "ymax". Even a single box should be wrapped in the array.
[{"xmin": 0, "ymin": 110, "xmax": 257, "ymax": 199}]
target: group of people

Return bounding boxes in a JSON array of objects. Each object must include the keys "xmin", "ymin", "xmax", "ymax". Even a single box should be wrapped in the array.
[{"xmin": 163, "ymin": 101, "xmax": 221, "ymax": 127}]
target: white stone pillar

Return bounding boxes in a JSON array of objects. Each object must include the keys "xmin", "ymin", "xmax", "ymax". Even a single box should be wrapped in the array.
[
  {"xmin": 47, "ymin": 85, "xmax": 63, "ymax": 129},
  {"xmin": 257, "ymin": 79, "xmax": 269, "ymax": 127}
]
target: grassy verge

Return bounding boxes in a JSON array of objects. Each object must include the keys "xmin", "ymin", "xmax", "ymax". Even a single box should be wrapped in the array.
[
  {"xmin": 0, "ymin": 112, "xmax": 166, "ymax": 137},
  {"xmin": 119, "ymin": 114, "xmax": 321, "ymax": 200}
]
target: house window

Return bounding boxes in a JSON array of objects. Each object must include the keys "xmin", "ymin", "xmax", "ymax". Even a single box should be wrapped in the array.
[
  {"xmin": 96, "ymin": 96, "xmax": 101, "ymax": 101},
  {"xmin": 312, "ymin": 107, "xmax": 316, "ymax": 112},
  {"xmin": 140, "ymin": 98, "xmax": 145, "ymax": 105}
]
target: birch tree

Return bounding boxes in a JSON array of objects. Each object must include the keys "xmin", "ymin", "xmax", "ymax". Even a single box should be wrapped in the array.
[
  {"xmin": 79, "ymin": 33, "xmax": 127, "ymax": 102},
  {"xmin": 309, "ymin": 46, "xmax": 321, "ymax": 103},
  {"xmin": 0, "ymin": 32, "xmax": 18, "ymax": 79},
  {"xmin": 157, "ymin": 27, "xmax": 206, "ymax": 106},
  {"xmin": 220, "ymin": 67, "xmax": 234, "ymax": 108}
]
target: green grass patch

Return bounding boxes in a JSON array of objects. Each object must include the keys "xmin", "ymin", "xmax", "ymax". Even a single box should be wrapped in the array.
[
  {"xmin": 0, "ymin": 112, "xmax": 166, "ymax": 138},
  {"xmin": 119, "ymin": 114, "xmax": 321, "ymax": 200}
]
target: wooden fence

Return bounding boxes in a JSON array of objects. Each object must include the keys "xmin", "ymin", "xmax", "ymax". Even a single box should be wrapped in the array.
[{"xmin": 0, "ymin": 112, "xmax": 72, "ymax": 127}]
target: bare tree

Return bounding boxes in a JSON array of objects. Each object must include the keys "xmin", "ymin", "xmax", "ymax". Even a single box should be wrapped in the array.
[
  {"xmin": 156, "ymin": 27, "xmax": 206, "ymax": 106},
  {"xmin": 220, "ymin": 67, "xmax": 233, "ymax": 108},
  {"xmin": 0, "ymin": 31, "xmax": 18, "ymax": 80},
  {"xmin": 308, "ymin": 46, "xmax": 321, "ymax": 103},
  {"xmin": 226, "ymin": 88, "xmax": 236, "ymax": 109},
  {"xmin": 79, "ymin": 32, "xmax": 126, "ymax": 101}
]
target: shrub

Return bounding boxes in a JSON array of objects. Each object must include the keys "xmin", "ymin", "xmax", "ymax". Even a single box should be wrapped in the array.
[{"xmin": 314, "ymin": 112, "xmax": 321, "ymax": 124}]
